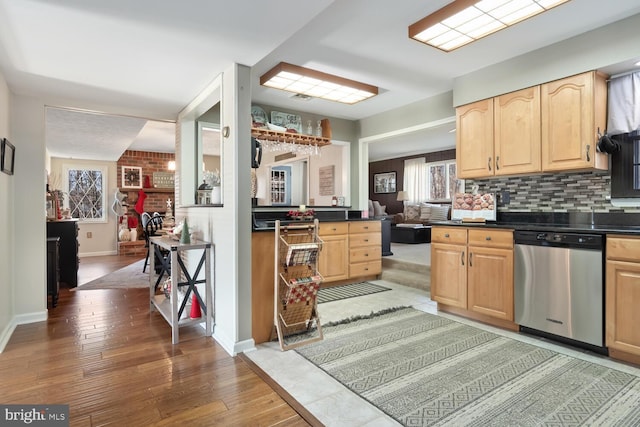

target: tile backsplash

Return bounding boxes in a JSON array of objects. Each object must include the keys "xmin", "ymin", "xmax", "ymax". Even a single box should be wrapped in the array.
[{"xmin": 467, "ymin": 171, "xmax": 640, "ymax": 213}]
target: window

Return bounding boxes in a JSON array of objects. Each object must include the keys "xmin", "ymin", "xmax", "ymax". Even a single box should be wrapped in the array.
[
  {"xmin": 403, "ymin": 158, "xmax": 427, "ymax": 203},
  {"xmin": 63, "ymin": 165, "xmax": 107, "ymax": 222},
  {"xmin": 403, "ymin": 158, "xmax": 458, "ymax": 203}
]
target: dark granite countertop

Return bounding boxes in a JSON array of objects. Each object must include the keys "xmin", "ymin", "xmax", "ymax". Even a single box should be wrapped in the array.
[
  {"xmin": 252, "ymin": 207, "xmax": 377, "ymax": 231},
  {"xmin": 431, "ymin": 212, "xmax": 640, "ymax": 236}
]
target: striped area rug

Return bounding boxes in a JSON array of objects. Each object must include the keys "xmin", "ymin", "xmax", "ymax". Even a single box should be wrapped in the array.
[
  {"xmin": 297, "ymin": 307, "xmax": 640, "ymax": 427},
  {"xmin": 317, "ymin": 282, "xmax": 390, "ymax": 304}
]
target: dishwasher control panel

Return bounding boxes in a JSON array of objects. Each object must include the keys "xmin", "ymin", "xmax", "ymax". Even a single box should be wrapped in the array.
[{"xmin": 516, "ymin": 230, "xmax": 603, "ymax": 249}]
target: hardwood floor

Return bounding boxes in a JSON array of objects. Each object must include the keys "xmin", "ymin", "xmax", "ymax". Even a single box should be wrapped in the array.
[{"xmin": 2, "ymin": 256, "xmax": 319, "ymax": 426}]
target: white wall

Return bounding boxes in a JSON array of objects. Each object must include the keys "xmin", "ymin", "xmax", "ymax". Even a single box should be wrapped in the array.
[
  {"xmin": 0, "ymin": 71, "xmax": 14, "ymax": 351},
  {"xmin": 255, "ymin": 143, "xmax": 349, "ymax": 206},
  {"xmin": 50, "ymin": 157, "xmax": 119, "ymax": 256},
  {"xmin": 453, "ymin": 13, "xmax": 640, "ymax": 106},
  {"xmin": 10, "ymin": 95, "xmax": 48, "ymax": 328},
  {"xmin": 176, "ymin": 63, "xmax": 253, "ymax": 356}
]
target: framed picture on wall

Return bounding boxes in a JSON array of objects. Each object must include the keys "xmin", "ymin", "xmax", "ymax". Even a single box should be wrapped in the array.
[
  {"xmin": 121, "ymin": 166, "xmax": 142, "ymax": 188},
  {"xmin": 1, "ymin": 138, "xmax": 15, "ymax": 175},
  {"xmin": 374, "ymin": 171, "xmax": 396, "ymax": 194}
]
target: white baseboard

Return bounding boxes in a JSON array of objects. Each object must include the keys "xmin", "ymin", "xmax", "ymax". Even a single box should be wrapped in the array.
[
  {"xmin": 0, "ymin": 310, "xmax": 48, "ymax": 353},
  {"xmin": 0, "ymin": 321, "xmax": 16, "ymax": 353},
  {"xmin": 234, "ymin": 339, "xmax": 256, "ymax": 354},
  {"xmin": 79, "ymin": 250, "xmax": 118, "ymax": 257},
  {"xmin": 211, "ymin": 325, "xmax": 256, "ymax": 356}
]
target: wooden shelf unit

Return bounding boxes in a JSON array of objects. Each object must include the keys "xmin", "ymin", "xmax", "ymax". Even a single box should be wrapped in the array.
[
  {"xmin": 149, "ymin": 236, "xmax": 213, "ymax": 344},
  {"xmin": 273, "ymin": 219, "xmax": 324, "ymax": 350},
  {"xmin": 251, "ymin": 127, "xmax": 331, "ymax": 147}
]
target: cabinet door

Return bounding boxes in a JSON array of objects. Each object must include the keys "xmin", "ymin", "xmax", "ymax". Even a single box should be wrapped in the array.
[
  {"xmin": 318, "ymin": 235, "xmax": 349, "ymax": 282},
  {"xmin": 541, "ymin": 71, "xmax": 607, "ymax": 172},
  {"xmin": 467, "ymin": 246, "xmax": 514, "ymax": 321},
  {"xmin": 494, "ymin": 86, "xmax": 541, "ymax": 176},
  {"xmin": 456, "ymin": 98, "xmax": 494, "ymax": 179},
  {"xmin": 606, "ymin": 260, "xmax": 640, "ymax": 356},
  {"xmin": 431, "ymin": 243, "xmax": 467, "ymax": 308}
]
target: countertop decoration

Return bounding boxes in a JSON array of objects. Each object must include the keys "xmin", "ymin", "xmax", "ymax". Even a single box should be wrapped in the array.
[{"xmin": 288, "ymin": 206, "xmax": 315, "ymax": 220}]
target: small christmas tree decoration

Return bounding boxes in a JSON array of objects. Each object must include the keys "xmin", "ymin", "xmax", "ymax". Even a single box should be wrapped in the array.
[{"xmin": 180, "ymin": 218, "xmax": 191, "ymax": 244}]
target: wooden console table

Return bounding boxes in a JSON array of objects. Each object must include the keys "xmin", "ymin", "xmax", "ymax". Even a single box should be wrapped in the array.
[{"xmin": 149, "ymin": 236, "xmax": 213, "ymax": 344}]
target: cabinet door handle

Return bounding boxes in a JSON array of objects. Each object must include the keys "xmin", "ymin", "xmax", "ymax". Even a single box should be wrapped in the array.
[
  {"xmin": 488, "ymin": 157, "xmax": 492, "ymax": 171},
  {"xmin": 496, "ymin": 156, "xmax": 500, "ymax": 170},
  {"xmin": 444, "ymin": 233, "xmax": 450, "ymax": 238},
  {"xmin": 469, "ymin": 252, "xmax": 473, "ymax": 267},
  {"xmin": 485, "ymin": 236, "xmax": 491, "ymax": 240},
  {"xmin": 461, "ymin": 251, "xmax": 465, "ymax": 266},
  {"xmin": 364, "ymin": 239, "xmax": 369, "ymax": 242},
  {"xmin": 586, "ymin": 144, "xmax": 591, "ymax": 162}
]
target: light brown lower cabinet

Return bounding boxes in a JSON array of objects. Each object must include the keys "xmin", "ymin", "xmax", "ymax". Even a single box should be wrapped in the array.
[
  {"xmin": 318, "ymin": 222, "xmax": 349, "ymax": 282},
  {"xmin": 431, "ymin": 226, "xmax": 515, "ymax": 328},
  {"xmin": 318, "ymin": 220, "xmax": 381, "ymax": 285},
  {"xmin": 606, "ymin": 236, "xmax": 640, "ymax": 364},
  {"xmin": 251, "ymin": 220, "xmax": 383, "ymax": 344}
]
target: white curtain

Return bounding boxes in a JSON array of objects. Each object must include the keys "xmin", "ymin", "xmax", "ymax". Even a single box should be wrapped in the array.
[
  {"xmin": 608, "ymin": 71, "xmax": 640, "ymax": 135},
  {"xmin": 403, "ymin": 157, "xmax": 427, "ymax": 203}
]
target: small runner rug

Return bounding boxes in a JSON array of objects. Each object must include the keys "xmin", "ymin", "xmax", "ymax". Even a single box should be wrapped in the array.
[
  {"xmin": 317, "ymin": 282, "xmax": 390, "ymax": 304},
  {"xmin": 74, "ymin": 259, "xmax": 150, "ymax": 290},
  {"xmin": 296, "ymin": 307, "xmax": 640, "ymax": 427}
]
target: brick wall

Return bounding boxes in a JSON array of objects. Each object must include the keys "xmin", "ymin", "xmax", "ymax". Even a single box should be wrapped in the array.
[{"xmin": 116, "ymin": 150, "xmax": 176, "ymax": 215}]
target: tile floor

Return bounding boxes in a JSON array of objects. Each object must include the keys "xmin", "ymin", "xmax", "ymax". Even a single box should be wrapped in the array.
[
  {"xmin": 387, "ymin": 242, "xmax": 430, "ymax": 265},
  {"xmin": 246, "ymin": 278, "xmax": 640, "ymax": 427}
]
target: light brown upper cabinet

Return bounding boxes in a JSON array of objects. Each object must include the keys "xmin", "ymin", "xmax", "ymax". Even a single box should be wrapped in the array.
[
  {"xmin": 457, "ymin": 70, "xmax": 608, "ymax": 179},
  {"xmin": 494, "ymin": 86, "xmax": 541, "ymax": 176},
  {"xmin": 541, "ymin": 71, "xmax": 608, "ymax": 172},
  {"xmin": 457, "ymin": 86, "xmax": 541, "ymax": 178},
  {"xmin": 456, "ymin": 98, "xmax": 494, "ymax": 179}
]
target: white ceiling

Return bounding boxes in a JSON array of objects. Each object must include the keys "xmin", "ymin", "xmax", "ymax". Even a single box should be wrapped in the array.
[{"xmin": 1, "ymin": 0, "xmax": 640, "ymax": 162}]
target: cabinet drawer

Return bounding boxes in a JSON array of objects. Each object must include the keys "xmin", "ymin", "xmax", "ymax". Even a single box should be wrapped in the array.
[
  {"xmin": 432, "ymin": 227, "xmax": 467, "ymax": 244},
  {"xmin": 350, "ymin": 233, "xmax": 381, "ymax": 248},
  {"xmin": 350, "ymin": 247, "xmax": 381, "ymax": 263},
  {"xmin": 607, "ymin": 236, "xmax": 640, "ymax": 262},
  {"xmin": 350, "ymin": 221, "xmax": 381, "ymax": 234},
  {"xmin": 350, "ymin": 260, "xmax": 381, "ymax": 277},
  {"xmin": 319, "ymin": 222, "xmax": 348, "ymax": 236},
  {"xmin": 468, "ymin": 229, "xmax": 513, "ymax": 249}
]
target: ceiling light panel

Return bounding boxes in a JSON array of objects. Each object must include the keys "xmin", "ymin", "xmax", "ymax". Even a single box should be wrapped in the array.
[
  {"xmin": 409, "ymin": 0, "xmax": 571, "ymax": 52},
  {"xmin": 260, "ymin": 62, "xmax": 378, "ymax": 104}
]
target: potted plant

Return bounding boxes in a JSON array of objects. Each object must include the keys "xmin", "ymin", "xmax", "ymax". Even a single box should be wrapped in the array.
[{"xmin": 204, "ymin": 169, "xmax": 221, "ymax": 204}]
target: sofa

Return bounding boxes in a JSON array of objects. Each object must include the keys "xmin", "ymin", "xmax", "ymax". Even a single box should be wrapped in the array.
[
  {"xmin": 393, "ymin": 203, "xmax": 451, "ymax": 225},
  {"xmin": 390, "ymin": 203, "xmax": 451, "ymax": 244},
  {"xmin": 368, "ymin": 199, "xmax": 393, "ymax": 219}
]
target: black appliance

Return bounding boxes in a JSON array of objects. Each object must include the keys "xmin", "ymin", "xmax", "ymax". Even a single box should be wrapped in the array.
[{"xmin": 251, "ymin": 137, "xmax": 262, "ymax": 168}]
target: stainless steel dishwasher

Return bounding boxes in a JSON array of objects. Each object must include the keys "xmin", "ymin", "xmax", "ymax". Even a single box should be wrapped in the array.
[{"xmin": 514, "ymin": 230, "xmax": 605, "ymax": 350}]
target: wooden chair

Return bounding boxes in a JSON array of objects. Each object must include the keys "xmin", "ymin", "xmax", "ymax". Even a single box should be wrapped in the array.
[{"xmin": 142, "ymin": 213, "xmax": 164, "ymax": 273}]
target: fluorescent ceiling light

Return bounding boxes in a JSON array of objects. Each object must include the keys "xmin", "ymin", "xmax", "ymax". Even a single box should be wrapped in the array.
[
  {"xmin": 260, "ymin": 62, "xmax": 378, "ymax": 104},
  {"xmin": 409, "ymin": 0, "xmax": 571, "ymax": 52}
]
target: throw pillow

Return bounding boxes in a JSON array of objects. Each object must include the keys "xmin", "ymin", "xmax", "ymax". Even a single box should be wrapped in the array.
[
  {"xmin": 419, "ymin": 204, "xmax": 432, "ymax": 221},
  {"xmin": 372, "ymin": 200, "xmax": 386, "ymax": 217},
  {"xmin": 404, "ymin": 204, "xmax": 421, "ymax": 221},
  {"xmin": 368, "ymin": 200, "xmax": 374, "ymax": 217},
  {"xmin": 429, "ymin": 205, "xmax": 450, "ymax": 221}
]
